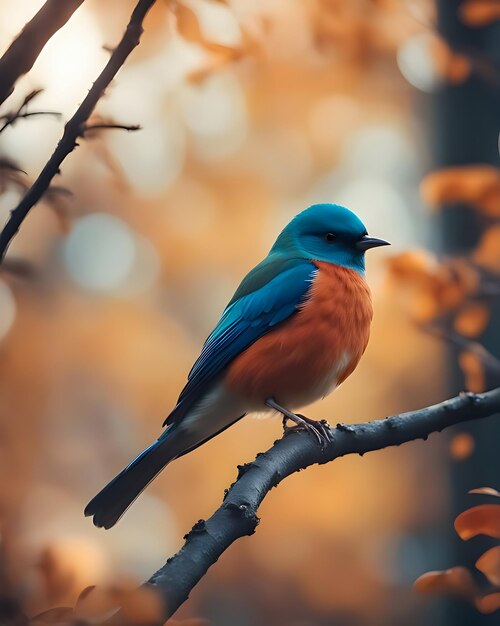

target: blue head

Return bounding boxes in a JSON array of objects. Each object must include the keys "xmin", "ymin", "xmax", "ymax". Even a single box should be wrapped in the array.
[{"xmin": 270, "ymin": 203, "xmax": 389, "ymax": 274}]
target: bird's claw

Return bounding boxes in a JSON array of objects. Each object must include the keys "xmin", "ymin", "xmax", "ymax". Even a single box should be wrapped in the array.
[
  {"xmin": 266, "ymin": 397, "xmax": 332, "ymax": 450},
  {"xmin": 282, "ymin": 413, "xmax": 332, "ymax": 449}
]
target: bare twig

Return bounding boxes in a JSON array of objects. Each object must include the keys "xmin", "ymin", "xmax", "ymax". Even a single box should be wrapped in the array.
[
  {"xmin": 1, "ymin": 109, "xmax": 60, "ymax": 127},
  {"xmin": 0, "ymin": 157, "xmax": 28, "ymax": 194},
  {"xmin": 83, "ymin": 123, "xmax": 142, "ymax": 136},
  {"xmin": 0, "ymin": 0, "xmax": 157, "ymax": 263},
  {"xmin": 103, "ymin": 387, "xmax": 500, "ymax": 623},
  {"xmin": 0, "ymin": 1, "xmax": 86, "ymax": 106},
  {"xmin": 425, "ymin": 323, "xmax": 500, "ymax": 382},
  {"xmin": 0, "ymin": 89, "xmax": 60, "ymax": 134}
]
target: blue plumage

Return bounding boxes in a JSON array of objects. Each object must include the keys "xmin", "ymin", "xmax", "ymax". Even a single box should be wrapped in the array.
[
  {"xmin": 272, "ymin": 203, "xmax": 368, "ymax": 274},
  {"xmin": 164, "ymin": 259, "xmax": 316, "ymax": 426}
]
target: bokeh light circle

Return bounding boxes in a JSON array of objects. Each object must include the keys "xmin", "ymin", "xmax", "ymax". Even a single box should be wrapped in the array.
[
  {"xmin": 397, "ymin": 34, "xmax": 440, "ymax": 93},
  {"xmin": 62, "ymin": 213, "xmax": 136, "ymax": 293}
]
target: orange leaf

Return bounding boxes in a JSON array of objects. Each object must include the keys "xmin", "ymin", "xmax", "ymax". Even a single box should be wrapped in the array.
[
  {"xmin": 387, "ymin": 251, "xmax": 441, "ymax": 320},
  {"xmin": 387, "ymin": 252, "xmax": 479, "ymax": 322},
  {"xmin": 120, "ymin": 586, "xmax": 164, "ymax": 625},
  {"xmin": 30, "ymin": 607, "xmax": 74, "ymax": 623},
  {"xmin": 476, "ymin": 592, "xmax": 500, "ymax": 614},
  {"xmin": 459, "ymin": 351, "xmax": 485, "ymax": 392},
  {"xmin": 387, "ymin": 249, "xmax": 437, "ymax": 279},
  {"xmin": 476, "ymin": 547, "xmax": 500, "ymax": 586},
  {"xmin": 450, "ymin": 432, "xmax": 475, "ymax": 461},
  {"xmin": 414, "ymin": 566, "xmax": 476, "ymax": 601},
  {"xmin": 455, "ymin": 504, "xmax": 500, "ymax": 540},
  {"xmin": 187, "ymin": 45, "xmax": 244, "ymax": 83},
  {"xmin": 474, "ymin": 225, "xmax": 500, "ymax": 272},
  {"xmin": 172, "ymin": 1, "xmax": 204, "ymax": 43},
  {"xmin": 478, "ymin": 187, "xmax": 500, "ymax": 217},
  {"xmin": 75, "ymin": 585, "xmax": 96, "ymax": 603},
  {"xmin": 411, "ymin": 291, "xmax": 440, "ymax": 322},
  {"xmin": 469, "ymin": 487, "xmax": 500, "ymax": 497},
  {"xmin": 421, "ymin": 165, "xmax": 500, "ymax": 212},
  {"xmin": 74, "ymin": 585, "xmax": 120, "ymax": 621},
  {"xmin": 438, "ymin": 282, "xmax": 466, "ymax": 311},
  {"xmin": 430, "ymin": 38, "xmax": 471, "ymax": 83},
  {"xmin": 460, "ymin": 0, "xmax": 500, "ymax": 27},
  {"xmin": 454, "ymin": 303, "xmax": 490, "ymax": 338},
  {"xmin": 446, "ymin": 259, "xmax": 479, "ymax": 295}
]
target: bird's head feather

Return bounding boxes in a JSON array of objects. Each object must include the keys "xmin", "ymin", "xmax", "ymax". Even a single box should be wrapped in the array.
[{"xmin": 270, "ymin": 203, "xmax": 387, "ymax": 274}]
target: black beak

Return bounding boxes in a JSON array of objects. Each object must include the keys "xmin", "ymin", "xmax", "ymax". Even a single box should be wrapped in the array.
[{"xmin": 356, "ymin": 235, "xmax": 390, "ymax": 251}]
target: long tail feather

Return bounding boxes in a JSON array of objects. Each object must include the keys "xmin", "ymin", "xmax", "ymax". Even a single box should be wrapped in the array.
[
  {"xmin": 85, "ymin": 383, "xmax": 247, "ymax": 529},
  {"xmin": 84, "ymin": 427, "xmax": 181, "ymax": 529}
]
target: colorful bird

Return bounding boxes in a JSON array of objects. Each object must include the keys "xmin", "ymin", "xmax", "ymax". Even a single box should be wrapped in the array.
[{"xmin": 85, "ymin": 203, "xmax": 389, "ymax": 528}]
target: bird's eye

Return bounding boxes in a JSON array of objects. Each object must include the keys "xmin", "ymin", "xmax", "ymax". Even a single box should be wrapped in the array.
[{"xmin": 324, "ymin": 233, "xmax": 336, "ymax": 243}]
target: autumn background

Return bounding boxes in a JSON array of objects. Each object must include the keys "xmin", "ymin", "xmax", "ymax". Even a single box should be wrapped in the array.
[{"xmin": 0, "ymin": 1, "xmax": 499, "ymax": 625}]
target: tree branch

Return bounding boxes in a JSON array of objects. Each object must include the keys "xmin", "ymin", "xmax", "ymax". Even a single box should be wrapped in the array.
[
  {"xmin": 127, "ymin": 387, "xmax": 500, "ymax": 623},
  {"xmin": 0, "ymin": 0, "xmax": 157, "ymax": 264},
  {"xmin": 83, "ymin": 123, "xmax": 142, "ymax": 136},
  {"xmin": 0, "ymin": 89, "xmax": 61, "ymax": 134},
  {"xmin": 0, "ymin": 0, "xmax": 86, "ymax": 106},
  {"xmin": 424, "ymin": 323, "xmax": 500, "ymax": 381}
]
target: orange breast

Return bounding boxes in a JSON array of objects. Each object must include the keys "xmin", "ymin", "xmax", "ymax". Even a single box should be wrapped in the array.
[{"xmin": 225, "ymin": 262, "xmax": 373, "ymax": 408}]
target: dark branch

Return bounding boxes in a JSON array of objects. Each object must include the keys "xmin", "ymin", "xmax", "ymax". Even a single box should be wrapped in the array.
[
  {"xmin": 108, "ymin": 387, "xmax": 500, "ymax": 623},
  {"xmin": 424, "ymin": 323, "xmax": 500, "ymax": 382},
  {"xmin": 0, "ymin": 0, "xmax": 157, "ymax": 264},
  {"xmin": 83, "ymin": 123, "xmax": 142, "ymax": 136},
  {"xmin": 0, "ymin": 1, "xmax": 86, "ymax": 106},
  {"xmin": 0, "ymin": 89, "xmax": 61, "ymax": 134}
]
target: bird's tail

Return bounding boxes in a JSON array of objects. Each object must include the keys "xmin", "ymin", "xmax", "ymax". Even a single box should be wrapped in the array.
[{"xmin": 84, "ymin": 426, "xmax": 182, "ymax": 529}]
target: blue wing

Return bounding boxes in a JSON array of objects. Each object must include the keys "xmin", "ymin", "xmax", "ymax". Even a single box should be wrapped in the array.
[{"xmin": 164, "ymin": 258, "xmax": 316, "ymax": 426}]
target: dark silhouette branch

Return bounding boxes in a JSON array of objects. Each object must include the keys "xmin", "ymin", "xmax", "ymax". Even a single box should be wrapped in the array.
[
  {"xmin": 0, "ymin": 109, "xmax": 60, "ymax": 129},
  {"xmin": 0, "ymin": 1, "xmax": 86, "ymax": 106},
  {"xmin": 424, "ymin": 323, "xmax": 500, "ymax": 382},
  {"xmin": 0, "ymin": 89, "xmax": 61, "ymax": 134},
  {"xmin": 83, "ymin": 123, "xmax": 142, "ymax": 136},
  {"xmin": 108, "ymin": 387, "xmax": 500, "ymax": 623},
  {"xmin": 0, "ymin": 0, "xmax": 157, "ymax": 264}
]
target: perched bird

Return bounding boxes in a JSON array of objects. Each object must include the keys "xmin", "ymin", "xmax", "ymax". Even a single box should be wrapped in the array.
[{"xmin": 85, "ymin": 203, "xmax": 389, "ymax": 528}]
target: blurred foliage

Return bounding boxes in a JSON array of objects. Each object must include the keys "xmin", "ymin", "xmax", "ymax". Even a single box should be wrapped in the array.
[{"xmin": 415, "ymin": 488, "xmax": 500, "ymax": 614}]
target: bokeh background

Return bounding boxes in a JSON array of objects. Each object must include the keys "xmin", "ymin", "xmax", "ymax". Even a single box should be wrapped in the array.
[{"xmin": 0, "ymin": 1, "xmax": 499, "ymax": 625}]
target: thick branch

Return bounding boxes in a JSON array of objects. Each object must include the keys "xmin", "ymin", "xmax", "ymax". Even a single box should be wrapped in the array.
[
  {"xmin": 0, "ymin": 0, "xmax": 85, "ymax": 106},
  {"xmin": 0, "ymin": 0, "xmax": 157, "ymax": 263},
  {"xmin": 136, "ymin": 387, "xmax": 500, "ymax": 622}
]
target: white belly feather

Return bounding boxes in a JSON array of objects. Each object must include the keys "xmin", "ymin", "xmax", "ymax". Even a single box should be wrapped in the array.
[{"xmin": 180, "ymin": 350, "xmax": 352, "ymax": 438}]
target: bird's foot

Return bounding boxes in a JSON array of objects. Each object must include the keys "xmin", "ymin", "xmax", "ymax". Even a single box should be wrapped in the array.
[
  {"xmin": 265, "ymin": 398, "xmax": 332, "ymax": 448},
  {"xmin": 290, "ymin": 414, "xmax": 332, "ymax": 448}
]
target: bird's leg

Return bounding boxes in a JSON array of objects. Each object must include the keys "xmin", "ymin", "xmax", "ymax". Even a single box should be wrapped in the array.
[
  {"xmin": 265, "ymin": 398, "xmax": 332, "ymax": 448},
  {"xmin": 296, "ymin": 413, "xmax": 332, "ymax": 439}
]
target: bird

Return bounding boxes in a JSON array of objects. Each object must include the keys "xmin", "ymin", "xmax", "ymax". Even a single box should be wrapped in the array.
[{"xmin": 85, "ymin": 203, "xmax": 389, "ymax": 529}]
